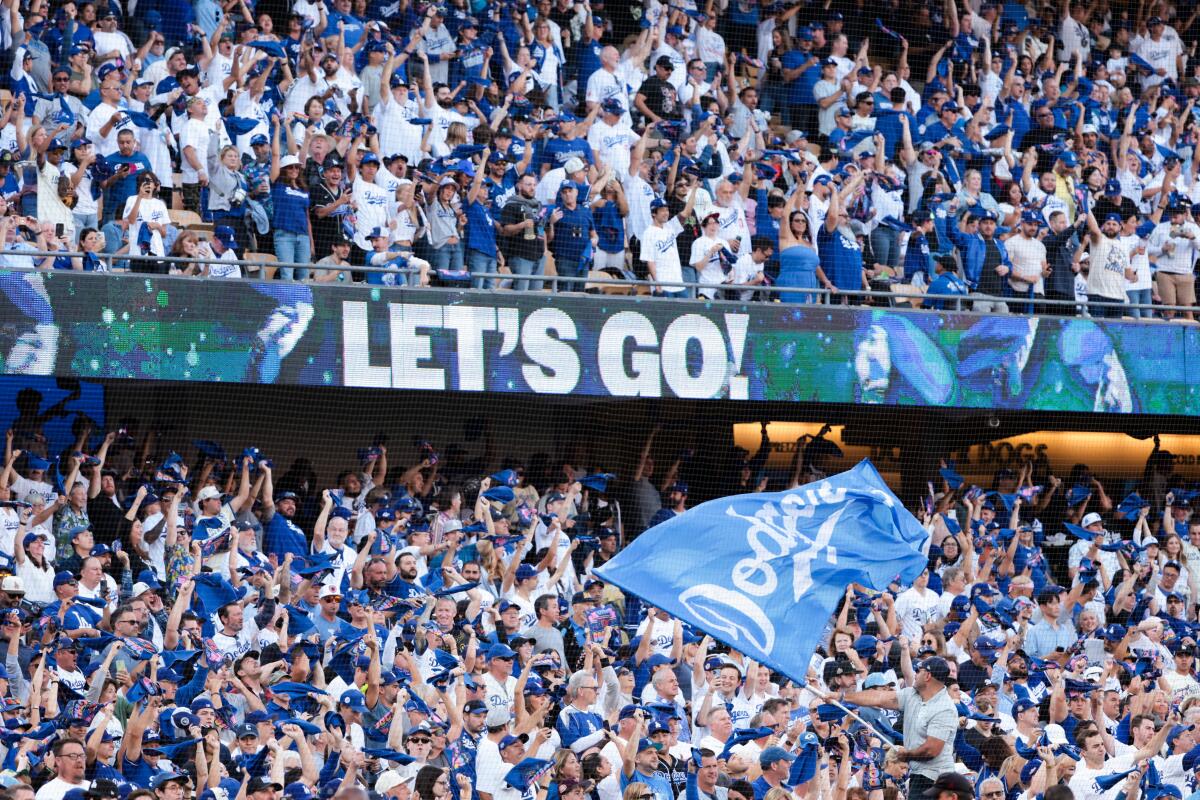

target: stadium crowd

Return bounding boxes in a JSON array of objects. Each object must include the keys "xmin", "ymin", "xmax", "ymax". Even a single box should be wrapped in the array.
[
  {"xmin": 0, "ymin": 407, "xmax": 1191, "ymax": 800},
  {"xmin": 6, "ymin": 0, "xmax": 1200, "ymax": 315}
]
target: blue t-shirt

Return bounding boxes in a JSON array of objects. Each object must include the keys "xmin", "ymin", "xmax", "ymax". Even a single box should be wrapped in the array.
[
  {"xmin": 904, "ymin": 232, "xmax": 933, "ymax": 280},
  {"xmin": 271, "ymin": 183, "xmax": 310, "ymax": 235},
  {"xmin": 326, "ymin": 10, "xmax": 366, "ymax": 46},
  {"xmin": 263, "ymin": 510, "xmax": 307, "ymax": 560},
  {"xmin": 102, "ymin": 153, "xmax": 154, "ymax": 220},
  {"xmin": 119, "ymin": 754, "xmax": 152, "ymax": 789},
  {"xmin": 817, "ymin": 225, "xmax": 863, "ymax": 291},
  {"xmin": 621, "ymin": 769, "xmax": 674, "ymax": 800},
  {"xmin": 574, "ymin": 38, "xmax": 604, "ymax": 84},
  {"xmin": 1013, "ymin": 543, "xmax": 1050, "ymax": 590},
  {"xmin": 549, "ymin": 205, "xmax": 594, "ymax": 265},
  {"xmin": 595, "ymin": 200, "xmax": 625, "ymax": 253},
  {"xmin": 540, "ymin": 136, "xmax": 593, "ymax": 171},
  {"xmin": 452, "ymin": 41, "xmax": 489, "ymax": 86},
  {"xmin": 464, "ymin": 198, "xmax": 498, "ymax": 257},
  {"xmin": 784, "ymin": 51, "xmax": 819, "ymax": 106}
]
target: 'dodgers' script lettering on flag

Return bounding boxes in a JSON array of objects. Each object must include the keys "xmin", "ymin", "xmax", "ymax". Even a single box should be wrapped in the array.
[{"xmin": 594, "ymin": 460, "xmax": 930, "ymax": 683}]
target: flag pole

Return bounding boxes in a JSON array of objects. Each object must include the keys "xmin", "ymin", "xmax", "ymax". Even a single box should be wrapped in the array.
[{"xmin": 804, "ymin": 685, "xmax": 897, "ymax": 741}]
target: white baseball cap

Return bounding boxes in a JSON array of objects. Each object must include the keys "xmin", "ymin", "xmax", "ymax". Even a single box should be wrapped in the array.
[
  {"xmin": 375, "ymin": 772, "xmax": 416, "ymax": 795},
  {"xmin": 1044, "ymin": 724, "xmax": 1069, "ymax": 745},
  {"xmin": 1081, "ymin": 512, "xmax": 1103, "ymax": 528},
  {"xmin": 131, "ymin": 582, "xmax": 151, "ymax": 598},
  {"xmin": 279, "ymin": 155, "xmax": 301, "ymax": 169},
  {"xmin": 196, "ymin": 485, "xmax": 221, "ymax": 503},
  {"xmin": 319, "ymin": 583, "xmax": 342, "ymax": 599},
  {"xmin": 564, "ymin": 157, "xmax": 585, "ymax": 174}
]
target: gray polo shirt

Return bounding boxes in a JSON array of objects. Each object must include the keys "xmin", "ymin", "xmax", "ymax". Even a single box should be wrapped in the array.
[{"xmin": 895, "ymin": 685, "xmax": 959, "ymax": 780}]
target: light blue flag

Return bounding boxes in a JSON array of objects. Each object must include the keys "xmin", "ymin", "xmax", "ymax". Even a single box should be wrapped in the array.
[{"xmin": 594, "ymin": 460, "xmax": 929, "ymax": 685}]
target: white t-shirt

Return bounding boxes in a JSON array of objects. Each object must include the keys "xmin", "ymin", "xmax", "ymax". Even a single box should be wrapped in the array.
[
  {"xmin": 93, "ymin": 30, "xmax": 132, "ymax": 61},
  {"xmin": 689, "ymin": 234, "xmax": 729, "ymax": 297},
  {"xmin": 480, "ymin": 672, "xmax": 517, "ymax": 720},
  {"xmin": 1135, "ymin": 35, "xmax": 1182, "ymax": 85},
  {"xmin": 179, "ymin": 117, "xmax": 211, "ymax": 183},
  {"xmin": 377, "ymin": 93, "xmax": 423, "ymax": 164},
  {"xmin": 1069, "ymin": 754, "xmax": 1136, "ymax": 800},
  {"xmin": 352, "ymin": 176, "xmax": 394, "ymax": 250},
  {"xmin": 634, "ymin": 616, "xmax": 675, "ymax": 656},
  {"xmin": 35, "ymin": 778, "xmax": 91, "ymax": 800},
  {"xmin": 475, "ymin": 737, "xmax": 507, "ymax": 797},
  {"xmin": 641, "ymin": 218, "xmax": 685, "ymax": 285},
  {"xmin": 1121, "ymin": 233, "xmax": 1153, "ymax": 291},
  {"xmin": 122, "ymin": 196, "xmax": 171, "ymax": 257},
  {"xmin": 86, "ymin": 102, "xmax": 131, "ymax": 157},
  {"xmin": 283, "ymin": 73, "xmax": 330, "ymax": 118},
  {"xmin": 587, "ymin": 120, "xmax": 637, "ymax": 178},
  {"xmin": 894, "ymin": 587, "xmax": 943, "ymax": 639},
  {"xmin": 1086, "ymin": 235, "xmax": 1131, "ymax": 300},
  {"xmin": 17, "ymin": 559, "xmax": 55, "ymax": 604},
  {"xmin": 208, "ymin": 249, "xmax": 242, "ymax": 279},
  {"xmin": 622, "ymin": 174, "xmax": 656, "ymax": 242}
]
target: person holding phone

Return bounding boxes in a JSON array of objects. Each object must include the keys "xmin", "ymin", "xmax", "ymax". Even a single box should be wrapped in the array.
[{"xmin": 122, "ymin": 171, "xmax": 169, "ymax": 264}]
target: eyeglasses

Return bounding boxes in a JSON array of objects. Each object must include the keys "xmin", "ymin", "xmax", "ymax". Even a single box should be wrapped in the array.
[
  {"xmin": 59, "ymin": 752, "xmax": 86, "ymax": 760},
  {"xmin": 408, "ymin": 737, "xmax": 432, "ymax": 744}
]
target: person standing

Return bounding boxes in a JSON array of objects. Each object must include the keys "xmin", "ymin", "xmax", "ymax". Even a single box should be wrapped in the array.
[
  {"xmin": 838, "ymin": 657, "xmax": 959, "ymax": 799},
  {"xmin": 1084, "ymin": 211, "xmax": 1136, "ymax": 319},
  {"xmin": 1005, "ymin": 210, "xmax": 1050, "ymax": 314},
  {"xmin": 1147, "ymin": 198, "xmax": 1199, "ymax": 321},
  {"xmin": 499, "ymin": 174, "xmax": 547, "ymax": 292},
  {"xmin": 641, "ymin": 185, "xmax": 699, "ymax": 297},
  {"xmin": 547, "ymin": 182, "xmax": 596, "ymax": 289}
]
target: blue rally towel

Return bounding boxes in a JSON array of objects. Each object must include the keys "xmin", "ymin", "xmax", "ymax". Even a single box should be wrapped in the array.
[{"xmin": 594, "ymin": 460, "xmax": 930, "ymax": 685}]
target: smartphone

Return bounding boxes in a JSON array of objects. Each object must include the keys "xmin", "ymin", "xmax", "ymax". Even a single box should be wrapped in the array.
[
  {"xmin": 1084, "ymin": 638, "xmax": 1106, "ymax": 666},
  {"xmin": 55, "ymin": 223, "xmax": 63, "ymax": 238}
]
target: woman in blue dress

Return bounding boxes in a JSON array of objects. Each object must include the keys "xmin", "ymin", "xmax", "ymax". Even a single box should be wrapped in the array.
[{"xmin": 775, "ymin": 186, "xmax": 834, "ymax": 304}]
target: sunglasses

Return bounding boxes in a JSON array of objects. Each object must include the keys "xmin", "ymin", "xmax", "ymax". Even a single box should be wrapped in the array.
[{"xmin": 408, "ymin": 737, "xmax": 432, "ymax": 744}]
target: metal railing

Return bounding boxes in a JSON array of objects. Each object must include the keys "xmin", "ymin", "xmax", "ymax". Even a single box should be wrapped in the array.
[{"xmin": 9, "ymin": 249, "xmax": 1198, "ymax": 317}]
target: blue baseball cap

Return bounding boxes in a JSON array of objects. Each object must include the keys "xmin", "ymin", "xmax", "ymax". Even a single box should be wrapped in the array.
[
  {"xmin": 489, "ymin": 643, "xmax": 517, "ymax": 660},
  {"xmin": 213, "ymin": 225, "xmax": 237, "ymax": 247},
  {"xmin": 339, "ymin": 689, "xmax": 368, "ymax": 712}
]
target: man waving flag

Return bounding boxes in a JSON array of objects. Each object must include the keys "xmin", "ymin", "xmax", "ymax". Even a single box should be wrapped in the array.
[{"xmin": 595, "ymin": 460, "xmax": 930, "ymax": 685}]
